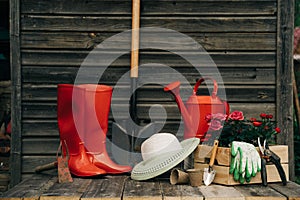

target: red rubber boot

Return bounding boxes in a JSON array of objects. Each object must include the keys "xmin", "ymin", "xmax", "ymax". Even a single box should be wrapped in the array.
[
  {"xmin": 78, "ymin": 84, "xmax": 132, "ymax": 174},
  {"xmin": 57, "ymin": 84, "xmax": 106, "ymax": 177}
]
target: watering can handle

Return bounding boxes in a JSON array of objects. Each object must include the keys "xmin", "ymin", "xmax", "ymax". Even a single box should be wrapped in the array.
[{"xmin": 193, "ymin": 77, "xmax": 218, "ymax": 97}]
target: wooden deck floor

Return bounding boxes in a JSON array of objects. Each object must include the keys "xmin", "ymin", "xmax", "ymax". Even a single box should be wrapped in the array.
[{"xmin": 1, "ymin": 173, "xmax": 300, "ymax": 200}]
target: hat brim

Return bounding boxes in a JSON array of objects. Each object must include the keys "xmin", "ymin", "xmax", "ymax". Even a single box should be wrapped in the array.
[{"xmin": 131, "ymin": 137, "xmax": 200, "ymax": 181}]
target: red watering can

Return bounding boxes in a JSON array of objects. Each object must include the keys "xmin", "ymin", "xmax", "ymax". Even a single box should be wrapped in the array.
[{"xmin": 164, "ymin": 77, "xmax": 230, "ymax": 140}]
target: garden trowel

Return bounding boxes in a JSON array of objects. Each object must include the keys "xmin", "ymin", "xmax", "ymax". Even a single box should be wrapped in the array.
[{"xmin": 203, "ymin": 140, "xmax": 219, "ymax": 186}]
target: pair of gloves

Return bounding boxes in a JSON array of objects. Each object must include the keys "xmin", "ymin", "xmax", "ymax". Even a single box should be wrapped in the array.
[{"xmin": 229, "ymin": 141, "xmax": 261, "ymax": 184}]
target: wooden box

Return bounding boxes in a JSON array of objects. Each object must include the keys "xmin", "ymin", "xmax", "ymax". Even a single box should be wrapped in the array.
[{"xmin": 193, "ymin": 145, "xmax": 289, "ymax": 185}]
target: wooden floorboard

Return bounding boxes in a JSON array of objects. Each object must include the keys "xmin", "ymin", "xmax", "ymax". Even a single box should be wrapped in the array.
[
  {"xmin": 198, "ymin": 184, "xmax": 244, "ymax": 200},
  {"xmin": 39, "ymin": 177, "xmax": 92, "ymax": 200},
  {"xmin": 160, "ymin": 181, "xmax": 204, "ymax": 200},
  {"xmin": 81, "ymin": 176, "xmax": 127, "ymax": 200},
  {"xmin": 0, "ymin": 174, "xmax": 56, "ymax": 200},
  {"xmin": 234, "ymin": 184, "xmax": 286, "ymax": 200},
  {"xmin": 123, "ymin": 179, "xmax": 162, "ymax": 200},
  {"xmin": 1, "ymin": 174, "xmax": 300, "ymax": 200},
  {"xmin": 269, "ymin": 182, "xmax": 300, "ymax": 200}
]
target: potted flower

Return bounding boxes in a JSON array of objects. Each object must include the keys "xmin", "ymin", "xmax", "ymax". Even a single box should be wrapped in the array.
[{"xmin": 205, "ymin": 110, "xmax": 281, "ymax": 147}]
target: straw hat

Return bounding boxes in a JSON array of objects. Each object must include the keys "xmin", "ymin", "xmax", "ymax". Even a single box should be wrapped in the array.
[{"xmin": 131, "ymin": 133, "xmax": 200, "ymax": 180}]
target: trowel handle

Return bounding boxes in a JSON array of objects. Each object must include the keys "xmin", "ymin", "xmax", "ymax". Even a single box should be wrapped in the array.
[
  {"xmin": 209, "ymin": 140, "xmax": 219, "ymax": 167},
  {"xmin": 131, "ymin": 0, "xmax": 140, "ymax": 78}
]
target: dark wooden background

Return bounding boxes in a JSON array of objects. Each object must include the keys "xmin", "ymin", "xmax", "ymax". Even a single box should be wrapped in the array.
[{"xmin": 9, "ymin": 0, "xmax": 294, "ymax": 186}]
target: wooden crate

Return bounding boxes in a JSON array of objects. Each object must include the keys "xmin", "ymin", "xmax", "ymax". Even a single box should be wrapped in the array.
[{"xmin": 194, "ymin": 145, "xmax": 289, "ymax": 185}]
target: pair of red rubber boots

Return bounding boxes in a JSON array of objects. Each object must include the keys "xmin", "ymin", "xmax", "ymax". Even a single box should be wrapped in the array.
[{"xmin": 57, "ymin": 84, "xmax": 131, "ymax": 177}]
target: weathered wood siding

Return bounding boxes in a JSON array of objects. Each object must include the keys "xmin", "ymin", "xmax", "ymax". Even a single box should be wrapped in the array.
[{"xmin": 10, "ymin": 0, "xmax": 294, "ymax": 185}]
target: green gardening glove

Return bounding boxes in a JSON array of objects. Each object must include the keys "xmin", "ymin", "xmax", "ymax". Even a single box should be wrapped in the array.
[
  {"xmin": 229, "ymin": 144, "xmax": 241, "ymax": 182},
  {"xmin": 229, "ymin": 141, "xmax": 261, "ymax": 184}
]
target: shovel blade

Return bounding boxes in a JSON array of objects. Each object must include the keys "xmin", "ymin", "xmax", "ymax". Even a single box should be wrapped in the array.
[
  {"xmin": 203, "ymin": 168, "xmax": 216, "ymax": 186},
  {"xmin": 111, "ymin": 121, "xmax": 158, "ymax": 165}
]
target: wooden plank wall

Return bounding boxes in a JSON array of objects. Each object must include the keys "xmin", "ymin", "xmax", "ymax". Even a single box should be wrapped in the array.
[{"xmin": 9, "ymin": 0, "xmax": 293, "ymax": 184}]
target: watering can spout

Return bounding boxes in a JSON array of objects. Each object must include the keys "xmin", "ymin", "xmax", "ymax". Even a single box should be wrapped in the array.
[{"xmin": 164, "ymin": 81, "xmax": 194, "ymax": 137}]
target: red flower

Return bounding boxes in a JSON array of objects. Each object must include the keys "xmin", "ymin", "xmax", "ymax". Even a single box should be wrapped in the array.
[
  {"xmin": 260, "ymin": 113, "xmax": 267, "ymax": 118},
  {"xmin": 205, "ymin": 113, "xmax": 227, "ymax": 123},
  {"xmin": 253, "ymin": 121, "xmax": 262, "ymax": 127},
  {"xmin": 218, "ymin": 110, "xmax": 279, "ymax": 147},
  {"xmin": 250, "ymin": 118, "xmax": 257, "ymax": 122},
  {"xmin": 229, "ymin": 111, "xmax": 244, "ymax": 121},
  {"xmin": 212, "ymin": 113, "xmax": 227, "ymax": 121},
  {"xmin": 208, "ymin": 120, "xmax": 223, "ymax": 131},
  {"xmin": 266, "ymin": 114, "xmax": 273, "ymax": 119}
]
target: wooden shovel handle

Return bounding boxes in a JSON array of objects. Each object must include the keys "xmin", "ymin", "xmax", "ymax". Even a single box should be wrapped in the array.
[
  {"xmin": 131, "ymin": 0, "xmax": 140, "ymax": 78},
  {"xmin": 209, "ymin": 140, "xmax": 219, "ymax": 167}
]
